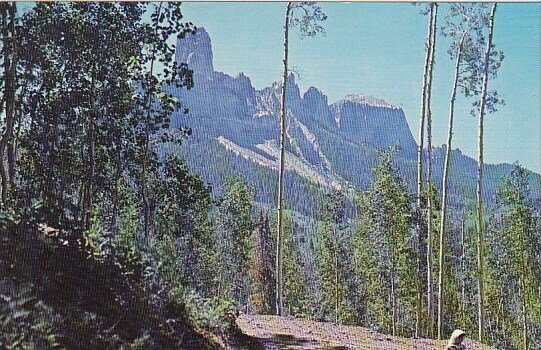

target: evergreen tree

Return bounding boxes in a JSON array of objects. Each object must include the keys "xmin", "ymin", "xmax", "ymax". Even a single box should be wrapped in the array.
[
  {"xmin": 216, "ymin": 177, "xmax": 254, "ymax": 308},
  {"xmin": 493, "ymin": 164, "xmax": 540, "ymax": 349},
  {"xmin": 152, "ymin": 155, "xmax": 215, "ymax": 295},
  {"xmin": 249, "ymin": 212, "xmax": 276, "ymax": 314},
  {"xmin": 282, "ymin": 210, "xmax": 310, "ymax": 317},
  {"xmin": 315, "ymin": 192, "xmax": 355, "ymax": 323},
  {"xmin": 356, "ymin": 148, "xmax": 418, "ymax": 336}
]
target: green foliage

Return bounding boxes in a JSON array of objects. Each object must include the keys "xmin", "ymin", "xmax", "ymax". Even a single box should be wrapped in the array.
[
  {"xmin": 0, "ymin": 2, "xmax": 233, "ymax": 344},
  {"xmin": 482, "ymin": 163, "xmax": 541, "ymax": 349},
  {"xmin": 248, "ymin": 212, "xmax": 275, "ymax": 315},
  {"xmin": 290, "ymin": 2, "xmax": 327, "ymax": 37},
  {"xmin": 0, "ymin": 2, "xmax": 537, "ymax": 347},
  {"xmin": 0, "ymin": 282, "xmax": 60, "ymax": 349},
  {"xmin": 354, "ymin": 148, "xmax": 418, "ymax": 336},
  {"xmin": 282, "ymin": 211, "xmax": 310, "ymax": 317},
  {"xmin": 172, "ymin": 288, "xmax": 236, "ymax": 331},
  {"xmin": 153, "ymin": 155, "xmax": 215, "ymax": 294},
  {"xmin": 314, "ymin": 192, "xmax": 357, "ymax": 323},
  {"xmin": 442, "ymin": 3, "xmax": 504, "ymax": 114},
  {"xmin": 215, "ymin": 177, "xmax": 254, "ymax": 307}
]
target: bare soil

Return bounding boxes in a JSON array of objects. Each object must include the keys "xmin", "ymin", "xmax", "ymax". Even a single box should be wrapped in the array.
[{"xmin": 233, "ymin": 314, "xmax": 495, "ymax": 350}]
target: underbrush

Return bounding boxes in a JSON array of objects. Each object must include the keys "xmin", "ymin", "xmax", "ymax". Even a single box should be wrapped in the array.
[{"xmin": 0, "ymin": 216, "xmax": 225, "ymax": 349}]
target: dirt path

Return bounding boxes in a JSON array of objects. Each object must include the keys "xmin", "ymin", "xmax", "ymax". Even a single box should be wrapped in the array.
[{"xmin": 234, "ymin": 314, "xmax": 494, "ymax": 350}]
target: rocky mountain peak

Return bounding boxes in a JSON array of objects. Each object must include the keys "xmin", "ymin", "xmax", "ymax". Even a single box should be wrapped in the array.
[{"xmin": 175, "ymin": 27, "xmax": 214, "ymax": 77}]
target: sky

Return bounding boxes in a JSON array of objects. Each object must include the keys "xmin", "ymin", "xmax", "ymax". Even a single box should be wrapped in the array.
[{"xmin": 181, "ymin": 2, "xmax": 541, "ymax": 174}]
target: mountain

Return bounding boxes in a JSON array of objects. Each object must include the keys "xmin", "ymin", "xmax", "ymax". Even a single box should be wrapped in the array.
[{"xmin": 166, "ymin": 27, "xmax": 541, "ymax": 218}]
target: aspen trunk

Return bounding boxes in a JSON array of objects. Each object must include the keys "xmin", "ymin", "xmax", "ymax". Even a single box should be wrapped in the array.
[
  {"xmin": 437, "ymin": 32, "xmax": 466, "ymax": 340},
  {"xmin": 415, "ymin": 4, "xmax": 434, "ymax": 336},
  {"xmin": 461, "ymin": 212, "xmax": 466, "ymax": 319},
  {"xmin": 276, "ymin": 1, "xmax": 292, "ymax": 316},
  {"xmin": 476, "ymin": 4, "xmax": 496, "ymax": 342},
  {"xmin": 334, "ymin": 241, "xmax": 339, "ymax": 323},
  {"xmin": 425, "ymin": 3, "xmax": 437, "ymax": 337},
  {"xmin": 520, "ymin": 226, "xmax": 528, "ymax": 350},
  {"xmin": 391, "ymin": 268, "xmax": 397, "ymax": 337},
  {"xmin": 6, "ymin": 3, "xmax": 16, "ymax": 189}
]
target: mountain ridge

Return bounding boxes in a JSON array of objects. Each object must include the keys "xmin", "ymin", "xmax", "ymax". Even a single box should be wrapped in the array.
[{"xmin": 167, "ymin": 27, "xmax": 540, "ymax": 217}]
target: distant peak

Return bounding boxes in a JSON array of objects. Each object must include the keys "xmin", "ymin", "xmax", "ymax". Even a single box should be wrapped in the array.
[
  {"xmin": 340, "ymin": 94, "xmax": 396, "ymax": 108},
  {"xmin": 175, "ymin": 25, "xmax": 214, "ymax": 76},
  {"xmin": 287, "ymin": 73, "xmax": 297, "ymax": 84},
  {"xmin": 305, "ymin": 86, "xmax": 323, "ymax": 95},
  {"xmin": 195, "ymin": 26, "xmax": 208, "ymax": 35}
]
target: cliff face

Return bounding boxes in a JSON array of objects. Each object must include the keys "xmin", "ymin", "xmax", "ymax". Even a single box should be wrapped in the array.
[
  {"xmin": 331, "ymin": 96, "xmax": 417, "ymax": 153},
  {"xmin": 167, "ymin": 27, "xmax": 540, "ymax": 216},
  {"xmin": 175, "ymin": 27, "xmax": 214, "ymax": 77}
]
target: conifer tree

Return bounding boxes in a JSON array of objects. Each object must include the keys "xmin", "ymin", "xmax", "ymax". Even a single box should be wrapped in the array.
[
  {"xmin": 496, "ymin": 164, "xmax": 539, "ymax": 350},
  {"xmin": 356, "ymin": 148, "xmax": 417, "ymax": 336},
  {"xmin": 216, "ymin": 177, "xmax": 254, "ymax": 307},
  {"xmin": 249, "ymin": 212, "xmax": 276, "ymax": 314},
  {"xmin": 315, "ymin": 192, "xmax": 350, "ymax": 323}
]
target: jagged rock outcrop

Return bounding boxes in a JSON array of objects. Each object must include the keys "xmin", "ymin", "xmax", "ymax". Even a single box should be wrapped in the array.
[
  {"xmin": 172, "ymin": 28, "xmax": 257, "ymax": 119},
  {"xmin": 302, "ymin": 87, "xmax": 334, "ymax": 128},
  {"xmin": 175, "ymin": 27, "xmax": 214, "ymax": 77}
]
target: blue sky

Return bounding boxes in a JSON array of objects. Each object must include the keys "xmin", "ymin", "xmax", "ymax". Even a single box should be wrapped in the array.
[{"xmin": 182, "ymin": 2, "xmax": 541, "ymax": 174}]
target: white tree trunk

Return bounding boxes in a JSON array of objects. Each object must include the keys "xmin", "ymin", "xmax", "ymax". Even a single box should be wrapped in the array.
[
  {"xmin": 476, "ymin": 3, "xmax": 497, "ymax": 342},
  {"xmin": 415, "ymin": 3, "xmax": 434, "ymax": 336},
  {"xmin": 437, "ymin": 32, "xmax": 466, "ymax": 340},
  {"xmin": 276, "ymin": 1, "xmax": 292, "ymax": 316},
  {"xmin": 425, "ymin": 3, "xmax": 438, "ymax": 337}
]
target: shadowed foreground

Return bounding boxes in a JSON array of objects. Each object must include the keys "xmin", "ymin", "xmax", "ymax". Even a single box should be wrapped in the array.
[{"xmin": 234, "ymin": 314, "xmax": 495, "ymax": 350}]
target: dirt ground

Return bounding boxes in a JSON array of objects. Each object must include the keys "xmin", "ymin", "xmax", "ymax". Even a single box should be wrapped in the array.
[{"xmin": 234, "ymin": 314, "xmax": 495, "ymax": 350}]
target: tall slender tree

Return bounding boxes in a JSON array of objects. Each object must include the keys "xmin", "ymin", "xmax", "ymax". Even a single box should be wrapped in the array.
[
  {"xmin": 437, "ymin": 26, "xmax": 465, "ymax": 342},
  {"xmin": 276, "ymin": 1, "xmax": 326, "ymax": 315},
  {"xmin": 438, "ymin": 4, "xmax": 478, "ymax": 339},
  {"xmin": 425, "ymin": 2, "xmax": 438, "ymax": 337},
  {"xmin": 0, "ymin": 2, "xmax": 17, "ymax": 206},
  {"xmin": 414, "ymin": 3, "xmax": 435, "ymax": 336},
  {"xmin": 437, "ymin": 4, "xmax": 504, "ymax": 340},
  {"xmin": 475, "ymin": 4, "xmax": 497, "ymax": 342},
  {"xmin": 276, "ymin": 1, "xmax": 292, "ymax": 316}
]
